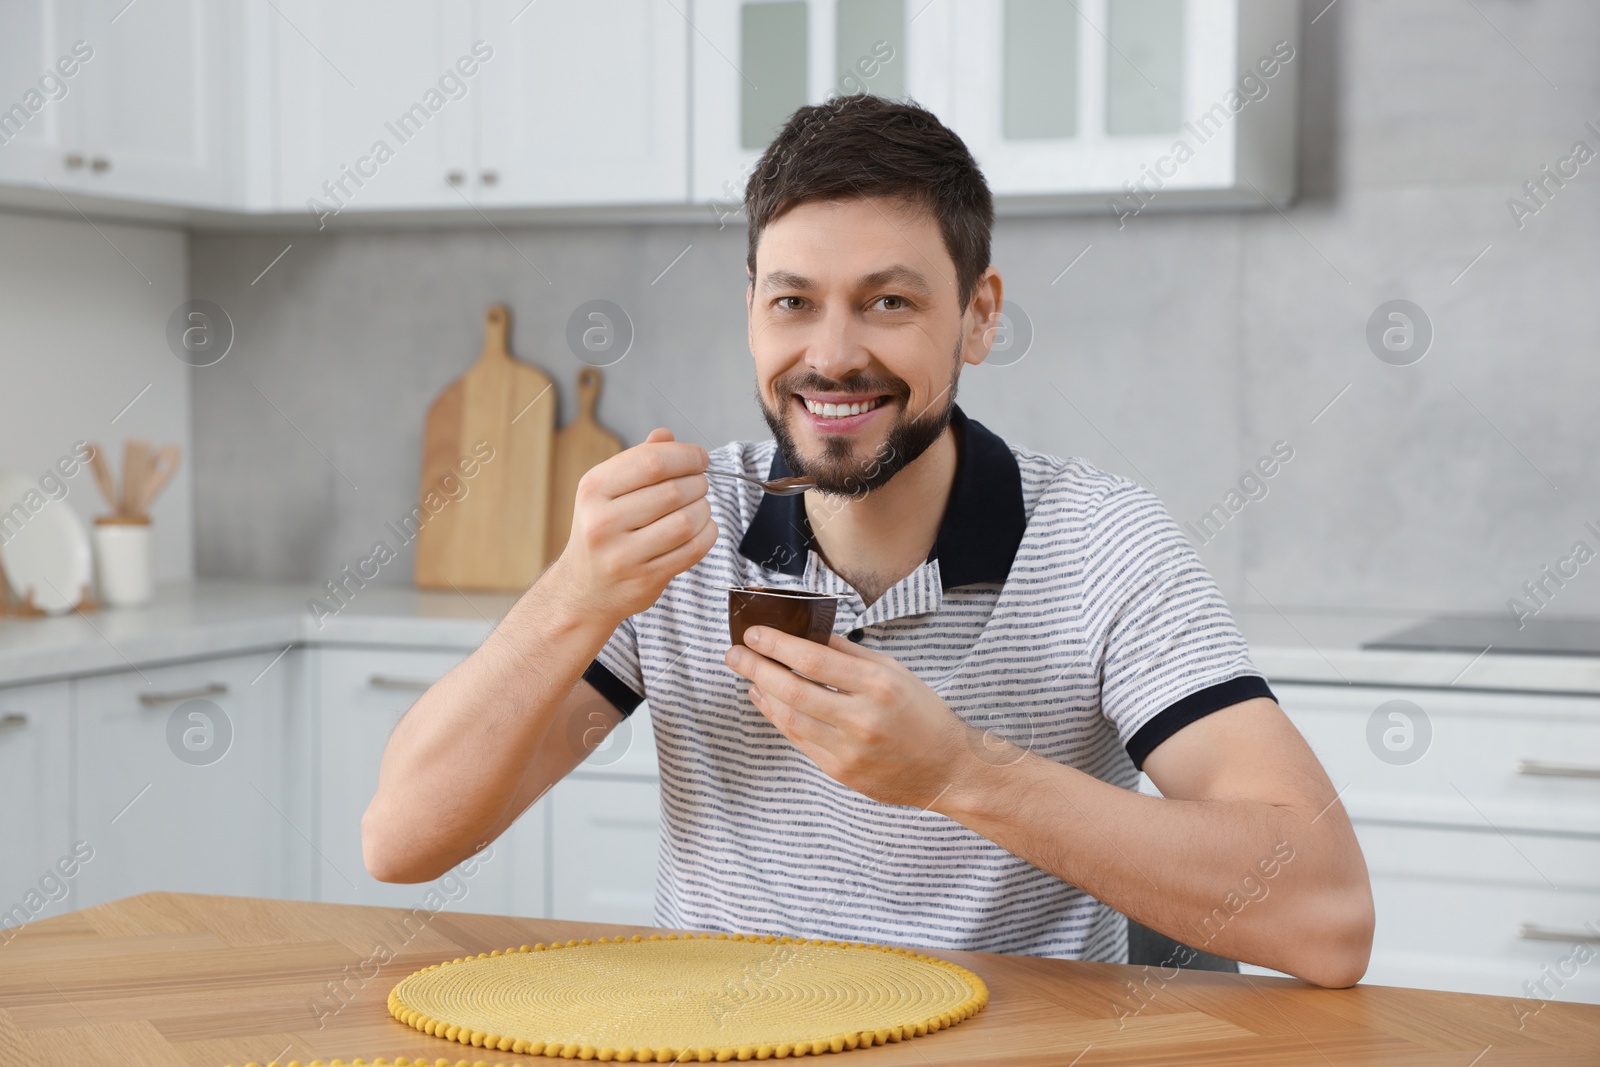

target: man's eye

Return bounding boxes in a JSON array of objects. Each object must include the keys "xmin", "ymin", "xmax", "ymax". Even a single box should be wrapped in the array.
[
  {"xmin": 876, "ymin": 295, "xmax": 908, "ymax": 311},
  {"xmin": 776, "ymin": 297, "xmax": 806, "ymax": 311}
]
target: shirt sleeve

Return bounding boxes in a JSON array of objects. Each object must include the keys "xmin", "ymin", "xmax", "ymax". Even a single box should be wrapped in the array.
[
  {"xmin": 1079, "ymin": 479, "xmax": 1274, "ymax": 769},
  {"xmin": 582, "ymin": 612, "xmax": 646, "ymax": 717}
]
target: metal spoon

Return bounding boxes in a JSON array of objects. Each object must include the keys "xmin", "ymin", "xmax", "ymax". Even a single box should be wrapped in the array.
[{"xmin": 704, "ymin": 468, "xmax": 816, "ymax": 496}]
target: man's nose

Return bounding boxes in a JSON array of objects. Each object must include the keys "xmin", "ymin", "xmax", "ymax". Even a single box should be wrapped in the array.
[{"xmin": 804, "ymin": 309, "xmax": 870, "ymax": 380}]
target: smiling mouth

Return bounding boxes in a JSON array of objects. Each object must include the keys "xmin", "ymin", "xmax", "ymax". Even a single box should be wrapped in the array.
[{"xmin": 798, "ymin": 395, "xmax": 888, "ymax": 419}]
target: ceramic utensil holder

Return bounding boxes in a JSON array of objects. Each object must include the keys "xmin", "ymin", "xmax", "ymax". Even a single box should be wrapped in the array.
[{"xmin": 93, "ymin": 516, "xmax": 153, "ymax": 607}]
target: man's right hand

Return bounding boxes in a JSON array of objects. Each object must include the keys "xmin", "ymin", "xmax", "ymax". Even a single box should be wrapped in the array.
[{"xmin": 550, "ymin": 427, "xmax": 717, "ymax": 625}]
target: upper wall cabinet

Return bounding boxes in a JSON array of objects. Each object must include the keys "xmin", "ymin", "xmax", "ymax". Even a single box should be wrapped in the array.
[
  {"xmin": 0, "ymin": 0, "xmax": 1297, "ymax": 220},
  {"xmin": 273, "ymin": 0, "xmax": 689, "ymax": 219},
  {"xmin": 272, "ymin": 3, "xmax": 479, "ymax": 217},
  {"xmin": 692, "ymin": 0, "xmax": 1299, "ymax": 212},
  {"xmin": 475, "ymin": 0, "xmax": 688, "ymax": 207},
  {"xmin": 948, "ymin": 0, "xmax": 1300, "ymax": 208},
  {"xmin": 0, "ymin": 0, "xmax": 236, "ymax": 207},
  {"xmin": 690, "ymin": 0, "xmax": 954, "ymax": 207}
]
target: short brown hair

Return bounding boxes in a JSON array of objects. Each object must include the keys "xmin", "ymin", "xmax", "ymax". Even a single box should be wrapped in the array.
[{"xmin": 743, "ymin": 95, "xmax": 995, "ymax": 312}]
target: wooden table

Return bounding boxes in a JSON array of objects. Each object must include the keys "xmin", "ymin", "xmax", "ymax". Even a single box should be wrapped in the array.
[{"xmin": 2, "ymin": 893, "xmax": 1597, "ymax": 1066}]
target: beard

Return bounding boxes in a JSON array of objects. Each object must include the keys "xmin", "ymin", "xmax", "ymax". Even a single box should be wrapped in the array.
[{"xmin": 758, "ymin": 335, "xmax": 962, "ymax": 497}]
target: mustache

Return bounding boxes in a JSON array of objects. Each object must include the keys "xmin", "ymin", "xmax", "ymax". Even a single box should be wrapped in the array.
[{"xmin": 773, "ymin": 371, "xmax": 911, "ymax": 402}]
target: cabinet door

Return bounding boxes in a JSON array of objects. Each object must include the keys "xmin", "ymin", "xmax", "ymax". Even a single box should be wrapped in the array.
[
  {"xmin": 273, "ymin": 1, "xmax": 478, "ymax": 215},
  {"xmin": 0, "ymin": 0, "xmax": 83, "ymax": 188},
  {"xmin": 0, "ymin": 681, "xmax": 73, "ymax": 934},
  {"xmin": 475, "ymin": 0, "xmax": 687, "ymax": 206},
  {"xmin": 315, "ymin": 647, "xmax": 547, "ymax": 917},
  {"xmin": 66, "ymin": 0, "xmax": 232, "ymax": 205},
  {"xmin": 72, "ymin": 651, "xmax": 290, "ymax": 907},
  {"xmin": 690, "ymin": 0, "xmax": 949, "ymax": 205},
  {"xmin": 549, "ymin": 775, "xmax": 660, "ymax": 925}
]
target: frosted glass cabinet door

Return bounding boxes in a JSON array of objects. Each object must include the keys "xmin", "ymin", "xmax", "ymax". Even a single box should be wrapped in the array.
[
  {"xmin": 273, "ymin": 0, "xmax": 476, "ymax": 215},
  {"xmin": 690, "ymin": 0, "xmax": 952, "ymax": 206},
  {"xmin": 475, "ymin": 0, "xmax": 688, "ymax": 207}
]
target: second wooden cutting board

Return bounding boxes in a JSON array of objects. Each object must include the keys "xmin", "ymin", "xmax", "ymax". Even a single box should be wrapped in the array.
[
  {"xmin": 548, "ymin": 367, "xmax": 623, "ymax": 561},
  {"xmin": 415, "ymin": 305, "xmax": 556, "ymax": 592}
]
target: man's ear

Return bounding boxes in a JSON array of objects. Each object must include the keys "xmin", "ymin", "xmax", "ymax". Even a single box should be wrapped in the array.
[{"xmin": 964, "ymin": 267, "xmax": 1005, "ymax": 367}]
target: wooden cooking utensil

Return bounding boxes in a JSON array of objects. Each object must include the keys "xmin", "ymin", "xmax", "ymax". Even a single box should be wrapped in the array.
[
  {"xmin": 547, "ymin": 367, "xmax": 623, "ymax": 561},
  {"xmin": 137, "ymin": 445, "xmax": 182, "ymax": 516},
  {"xmin": 87, "ymin": 443, "xmax": 118, "ymax": 514},
  {"xmin": 121, "ymin": 440, "xmax": 150, "ymax": 518},
  {"xmin": 414, "ymin": 304, "xmax": 557, "ymax": 592}
]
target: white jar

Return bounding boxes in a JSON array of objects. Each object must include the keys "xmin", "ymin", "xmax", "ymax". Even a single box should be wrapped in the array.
[{"xmin": 93, "ymin": 517, "xmax": 153, "ymax": 607}]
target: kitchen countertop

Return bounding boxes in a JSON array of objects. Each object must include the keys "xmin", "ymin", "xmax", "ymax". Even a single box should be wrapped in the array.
[
  {"xmin": 3, "ymin": 580, "xmax": 1600, "ymax": 696},
  {"xmin": 5, "ymin": 891, "xmax": 1596, "ymax": 1066}
]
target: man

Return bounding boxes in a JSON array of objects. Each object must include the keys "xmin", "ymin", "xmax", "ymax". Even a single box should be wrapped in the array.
[{"xmin": 364, "ymin": 95, "xmax": 1373, "ymax": 987}]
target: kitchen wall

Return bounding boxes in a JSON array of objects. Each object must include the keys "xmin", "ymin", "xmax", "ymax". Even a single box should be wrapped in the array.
[
  {"xmin": 189, "ymin": 0, "xmax": 1600, "ymax": 619},
  {"xmin": 0, "ymin": 210, "xmax": 193, "ymax": 581}
]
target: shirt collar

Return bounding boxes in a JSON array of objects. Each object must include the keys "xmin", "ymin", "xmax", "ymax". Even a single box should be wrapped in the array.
[{"xmin": 736, "ymin": 404, "xmax": 1027, "ymax": 590}]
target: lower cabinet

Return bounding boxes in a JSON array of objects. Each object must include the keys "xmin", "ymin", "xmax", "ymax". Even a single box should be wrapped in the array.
[
  {"xmin": 72, "ymin": 649, "xmax": 293, "ymax": 907},
  {"xmin": 0, "ymin": 680, "xmax": 72, "ymax": 932},
  {"xmin": 313, "ymin": 646, "xmax": 547, "ymax": 917},
  {"xmin": 1273, "ymin": 682, "xmax": 1600, "ymax": 999},
  {"xmin": 548, "ymin": 774, "xmax": 662, "ymax": 927}
]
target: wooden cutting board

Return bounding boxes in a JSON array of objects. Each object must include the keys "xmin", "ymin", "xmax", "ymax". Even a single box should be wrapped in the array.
[
  {"xmin": 548, "ymin": 366, "xmax": 624, "ymax": 560},
  {"xmin": 414, "ymin": 304, "xmax": 556, "ymax": 591}
]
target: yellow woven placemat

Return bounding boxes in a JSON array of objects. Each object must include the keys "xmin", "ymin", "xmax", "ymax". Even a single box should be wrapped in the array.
[{"xmin": 385, "ymin": 932, "xmax": 988, "ymax": 1062}]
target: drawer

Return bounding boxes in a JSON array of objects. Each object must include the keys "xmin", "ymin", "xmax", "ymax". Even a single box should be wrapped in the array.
[
  {"xmin": 1354, "ymin": 822, "xmax": 1600, "ymax": 1001},
  {"xmin": 1275, "ymin": 683, "xmax": 1600, "ymax": 834}
]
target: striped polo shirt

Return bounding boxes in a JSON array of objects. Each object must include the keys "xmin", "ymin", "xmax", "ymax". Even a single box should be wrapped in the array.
[{"xmin": 581, "ymin": 404, "xmax": 1272, "ymax": 961}]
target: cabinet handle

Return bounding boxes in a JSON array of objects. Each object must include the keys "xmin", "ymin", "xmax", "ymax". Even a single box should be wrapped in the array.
[
  {"xmin": 368, "ymin": 675, "xmax": 437, "ymax": 691},
  {"xmin": 64, "ymin": 152, "xmax": 85, "ymax": 169},
  {"xmin": 446, "ymin": 170, "xmax": 465, "ymax": 185},
  {"xmin": 480, "ymin": 170, "xmax": 499, "ymax": 186},
  {"xmin": 138, "ymin": 682, "xmax": 229, "ymax": 707},
  {"xmin": 91, "ymin": 156, "xmax": 111, "ymax": 173},
  {"xmin": 0, "ymin": 712, "xmax": 28, "ymax": 730},
  {"xmin": 1518, "ymin": 922, "xmax": 1600, "ymax": 943},
  {"xmin": 1514, "ymin": 759, "xmax": 1600, "ymax": 780}
]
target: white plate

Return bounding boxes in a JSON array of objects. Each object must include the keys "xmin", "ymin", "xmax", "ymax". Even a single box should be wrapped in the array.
[{"xmin": 0, "ymin": 467, "xmax": 93, "ymax": 614}]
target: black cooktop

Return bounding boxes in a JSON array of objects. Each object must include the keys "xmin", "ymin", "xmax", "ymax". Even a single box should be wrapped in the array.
[{"xmin": 1364, "ymin": 615, "xmax": 1600, "ymax": 657}]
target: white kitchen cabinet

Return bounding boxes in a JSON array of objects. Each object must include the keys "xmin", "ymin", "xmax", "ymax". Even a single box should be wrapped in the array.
[
  {"xmin": 272, "ymin": 2, "xmax": 479, "ymax": 218},
  {"xmin": 313, "ymin": 646, "xmax": 548, "ymax": 917},
  {"xmin": 1272, "ymin": 681, "xmax": 1600, "ymax": 999},
  {"xmin": 0, "ymin": 680, "xmax": 73, "ymax": 930},
  {"xmin": 947, "ymin": 0, "xmax": 1299, "ymax": 207},
  {"xmin": 475, "ymin": 0, "xmax": 688, "ymax": 207},
  {"xmin": 71, "ymin": 650, "xmax": 294, "ymax": 907},
  {"xmin": 691, "ymin": 0, "xmax": 948, "ymax": 207},
  {"xmin": 0, "ymin": 1, "xmax": 81, "ymax": 189},
  {"xmin": 549, "ymin": 773, "xmax": 661, "ymax": 926},
  {"xmin": 692, "ymin": 0, "xmax": 1298, "ymax": 211},
  {"xmin": 63, "ymin": 0, "xmax": 235, "ymax": 206},
  {"xmin": 0, "ymin": 0, "xmax": 241, "ymax": 207}
]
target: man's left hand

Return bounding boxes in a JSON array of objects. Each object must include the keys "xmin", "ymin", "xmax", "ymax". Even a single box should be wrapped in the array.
[{"xmin": 723, "ymin": 626, "xmax": 977, "ymax": 807}]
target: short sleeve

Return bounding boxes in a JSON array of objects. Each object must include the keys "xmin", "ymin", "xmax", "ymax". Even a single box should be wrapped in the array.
[
  {"xmin": 582, "ymin": 612, "xmax": 645, "ymax": 717},
  {"xmin": 1078, "ymin": 481, "xmax": 1273, "ymax": 769}
]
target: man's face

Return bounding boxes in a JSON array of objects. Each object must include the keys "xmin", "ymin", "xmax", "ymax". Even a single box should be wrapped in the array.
[{"xmin": 747, "ymin": 196, "xmax": 998, "ymax": 495}]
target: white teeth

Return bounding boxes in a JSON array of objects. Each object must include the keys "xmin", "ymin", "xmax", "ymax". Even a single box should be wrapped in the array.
[{"xmin": 805, "ymin": 397, "xmax": 882, "ymax": 419}]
